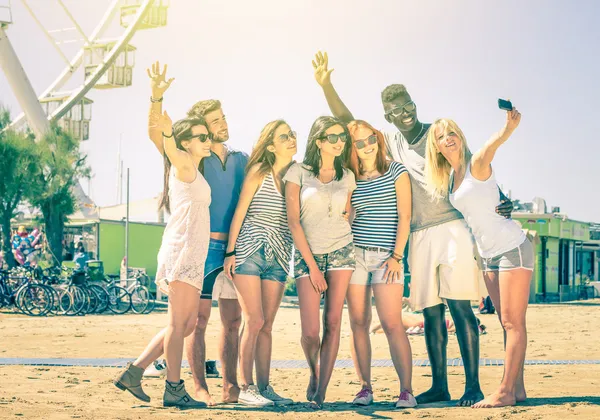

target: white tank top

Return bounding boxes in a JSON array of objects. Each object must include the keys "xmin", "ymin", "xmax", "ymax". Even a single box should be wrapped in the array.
[{"xmin": 449, "ymin": 162, "xmax": 525, "ymax": 258}]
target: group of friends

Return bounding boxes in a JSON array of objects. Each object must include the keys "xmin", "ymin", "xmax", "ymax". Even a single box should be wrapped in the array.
[{"xmin": 113, "ymin": 51, "xmax": 533, "ymax": 411}]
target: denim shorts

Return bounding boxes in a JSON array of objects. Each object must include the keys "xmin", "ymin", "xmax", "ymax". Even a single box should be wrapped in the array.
[
  {"xmin": 200, "ymin": 238, "xmax": 227, "ymax": 299},
  {"xmin": 350, "ymin": 245, "xmax": 403, "ymax": 286},
  {"xmin": 236, "ymin": 246, "xmax": 290, "ymax": 284},
  {"xmin": 294, "ymin": 242, "xmax": 355, "ymax": 279},
  {"xmin": 481, "ymin": 238, "xmax": 534, "ymax": 272}
]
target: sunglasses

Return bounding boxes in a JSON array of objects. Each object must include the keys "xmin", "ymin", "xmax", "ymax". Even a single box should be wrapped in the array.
[
  {"xmin": 354, "ymin": 134, "xmax": 378, "ymax": 150},
  {"xmin": 190, "ymin": 133, "xmax": 212, "ymax": 143},
  {"xmin": 385, "ymin": 101, "xmax": 416, "ymax": 118},
  {"xmin": 319, "ymin": 133, "xmax": 349, "ymax": 144},
  {"xmin": 277, "ymin": 131, "xmax": 297, "ymax": 142}
]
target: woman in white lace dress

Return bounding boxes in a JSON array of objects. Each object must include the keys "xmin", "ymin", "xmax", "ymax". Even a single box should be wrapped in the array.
[{"xmin": 114, "ymin": 110, "xmax": 211, "ymax": 409}]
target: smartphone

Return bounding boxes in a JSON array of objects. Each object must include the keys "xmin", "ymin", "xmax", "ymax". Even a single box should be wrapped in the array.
[{"xmin": 498, "ymin": 98, "xmax": 513, "ymax": 111}]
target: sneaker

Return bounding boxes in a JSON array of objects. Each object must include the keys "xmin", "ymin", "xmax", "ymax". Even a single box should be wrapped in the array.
[
  {"xmin": 395, "ymin": 390, "xmax": 417, "ymax": 408},
  {"xmin": 260, "ymin": 384, "xmax": 293, "ymax": 406},
  {"xmin": 205, "ymin": 360, "xmax": 220, "ymax": 378},
  {"xmin": 239, "ymin": 385, "xmax": 274, "ymax": 407},
  {"xmin": 144, "ymin": 359, "xmax": 166, "ymax": 378},
  {"xmin": 352, "ymin": 388, "xmax": 373, "ymax": 406}
]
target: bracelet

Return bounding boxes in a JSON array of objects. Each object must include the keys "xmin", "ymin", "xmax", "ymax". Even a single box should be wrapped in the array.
[
  {"xmin": 224, "ymin": 250, "xmax": 236, "ymax": 258},
  {"xmin": 150, "ymin": 96, "xmax": 163, "ymax": 103},
  {"xmin": 162, "ymin": 131, "xmax": 174, "ymax": 138}
]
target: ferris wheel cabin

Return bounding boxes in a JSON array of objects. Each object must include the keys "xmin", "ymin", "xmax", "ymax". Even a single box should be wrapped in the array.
[
  {"xmin": 84, "ymin": 41, "xmax": 137, "ymax": 89},
  {"xmin": 0, "ymin": 0, "xmax": 12, "ymax": 28},
  {"xmin": 39, "ymin": 93, "xmax": 93, "ymax": 141},
  {"xmin": 120, "ymin": 0, "xmax": 169, "ymax": 30}
]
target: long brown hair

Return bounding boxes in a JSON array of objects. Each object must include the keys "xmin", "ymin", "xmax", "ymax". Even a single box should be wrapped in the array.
[
  {"xmin": 245, "ymin": 119, "xmax": 289, "ymax": 176},
  {"xmin": 159, "ymin": 117, "xmax": 209, "ymax": 213},
  {"xmin": 303, "ymin": 116, "xmax": 351, "ymax": 180},
  {"xmin": 346, "ymin": 120, "xmax": 389, "ymax": 178}
]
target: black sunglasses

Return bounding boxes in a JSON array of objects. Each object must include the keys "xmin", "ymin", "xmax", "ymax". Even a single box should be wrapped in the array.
[
  {"xmin": 190, "ymin": 133, "xmax": 213, "ymax": 143},
  {"xmin": 278, "ymin": 131, "xmax": 297, "ymax": 142},
  {"xmin": 385, "ymin": 101, "xmax": 416, "ymax": 118},
  {"xmin": 354, "ymin": 134, "xmax": 377, "ymax": 150},
  {"xmin": 319, "ymin": 133, "xmax": 349, "ymax": 144}
]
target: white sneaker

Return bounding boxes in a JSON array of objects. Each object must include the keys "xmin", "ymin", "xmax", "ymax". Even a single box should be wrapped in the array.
[
  {"xmin": 260, "ymin": 384, "xmax": 293, "ymax": 405},
  {"xmin": 143, "ymin": 360, "xmax": 166, "ymax": 378},
  {"xmin": 239, "ymin": 385, "xmax": 274, "ymax": 407},
  {"xmin": 395, "ymin": 390, "xmax": 417, "ymax": 408},
  {"xmin": 352, "ymin": 388, "xmax": 373, "ymax": 406}
]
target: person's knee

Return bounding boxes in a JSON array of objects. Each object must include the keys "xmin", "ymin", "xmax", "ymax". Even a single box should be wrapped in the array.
[
  {"xmin": 500, "ymin": 314, "xmax": 525, "ymax": 333},
  {"xmin": 184, "ymin": 318, "xmax": 197, "ymax": 337},
  {"xmin": 194, "ymin": 313, "xmax": 210, "ymax": 332},
  {"xmin": 349, "ymin": 312, "xmax": 372, "ymax": 333},
  {"xmin": 301, "ymin": 330, "xmax": 320, "ymax": 347},
  {"xmin": 380, "ymin": 318, "xmax": 403, "ymax": 336},
  {"xmin": 261, "ymin": 317, "xmax": 275, "ymax": 335},
  {"xmin": 245, "ymin": 314, "xmax": 265, "ymax": 334},
  {"xmin": 222, "ymin": 312, "xmax": 242, "ymax": 333},
  {"xmin": 323, "ymin": 313, "xmax": 342, "ymax": 335}
]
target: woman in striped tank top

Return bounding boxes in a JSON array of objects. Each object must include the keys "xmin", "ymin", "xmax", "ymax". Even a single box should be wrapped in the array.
[
  {"xmin": 222, "ymin": 120, "xmax": 296, "ymax": 407},
  {"xmin": 345, "ymin": 120, "xmax": 417, "ymax": 409}
]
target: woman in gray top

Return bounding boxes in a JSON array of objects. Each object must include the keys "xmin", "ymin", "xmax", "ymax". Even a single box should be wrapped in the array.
[{"xmin": 284, "ymin": 116, "xmax": 356, "ymax": 408}]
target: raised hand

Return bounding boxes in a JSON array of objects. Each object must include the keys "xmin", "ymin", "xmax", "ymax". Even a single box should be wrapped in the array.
[
  {"xmin": 312, "ymin": 51, "xmax": 334, "ymax": 87},
  {"xmin": 149, "ymin": 110, "xmax": 173, "ymax": 136},
  {"xmin": 505, "ymin": 107, "xmax": 521, "ymax": 132},
  {"xmin": 147, "ymin": 60, "xmax": 174, "ymax": 99}
]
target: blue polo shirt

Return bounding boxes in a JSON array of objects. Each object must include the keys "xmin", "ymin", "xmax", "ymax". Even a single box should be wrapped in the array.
[{"xmin": 202, "ymin": 148, "xmax": 248, "ymax": 234}]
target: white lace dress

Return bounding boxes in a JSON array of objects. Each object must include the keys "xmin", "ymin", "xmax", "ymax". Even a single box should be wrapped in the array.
[{"xmin": 156, "ymin": 169, "xmax": 211, "ymax": 294}]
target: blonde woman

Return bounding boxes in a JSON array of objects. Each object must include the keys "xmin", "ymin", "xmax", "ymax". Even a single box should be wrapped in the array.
[
  {"xmin": 222, "ymin": 120, "xmax": 297, "ymax": 407},
  {"xmin": 425, "ymin": 106, "xmax": 531, "ymax": 408}
]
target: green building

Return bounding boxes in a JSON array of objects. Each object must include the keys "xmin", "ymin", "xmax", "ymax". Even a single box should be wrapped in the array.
[{"xmin": 513, "ymin": 213, "xmax": 592, "ymax": 302}]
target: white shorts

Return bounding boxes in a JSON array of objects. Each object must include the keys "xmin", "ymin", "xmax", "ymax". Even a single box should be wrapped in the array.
[
  {"xmin": 350, "ymin": 246, "xmax": 404, "ymax": 286},
  {"xmin": 212, "ymin": 271, "xmax": 238, "ymax": 300},
  {"xmin": 408, "ymin": 219, "xmax": 480, "ymax": 311}
]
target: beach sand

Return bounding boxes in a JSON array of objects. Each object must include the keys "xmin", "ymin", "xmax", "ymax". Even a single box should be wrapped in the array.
[{"xmin": 1, "ymin": 301, "xmax": 599, "ymax": 419}]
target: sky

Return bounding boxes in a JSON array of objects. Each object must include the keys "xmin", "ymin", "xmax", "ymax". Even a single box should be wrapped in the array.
[{"xmin": 1, "ymin": 0, "xmax": 599, "ymax": 222}]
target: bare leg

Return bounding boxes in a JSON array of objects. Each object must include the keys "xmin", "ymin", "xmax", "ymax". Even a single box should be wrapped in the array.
[
  {"xmin": 256, "ymin": 280, "xmax": 285, "ymax": 390},
  {"xmin": 186, "ymin": 298, "xmax": 213, "ymax": 404},
  {"xmin": 164, "ymin": 282, "xmax": 201, "ymax": 383},
  {"xmin": 474, "ymin": 268, "xmax": 531, "ymax": 408},
  {"xmin": 483, "ymin": 271, "xmax": 527, "ymax": 403},
  {"xmin": 373, "ymin": 283, "xmax": 413, "ymax": 394},
  {"xmin": 232, "ymin": 274, "xmax": 264, "ymax": 389},
  {"xmin": 296, "ymin": 276, "xmax": 322, "ymax": 401},
  {"xmin": 346, "ymin": 284, "xmax": 373, "ymax": 391},
  {"xmin": 313, "ymin": 269, "xmax": 353, "ymax": 406},
  {"xmin": 219, "ymin": 298, "xmax": 242, "ymax": 403},
  {"xmin": 133, "ymin": 327, "xmax": 167, "ymax": 370}
]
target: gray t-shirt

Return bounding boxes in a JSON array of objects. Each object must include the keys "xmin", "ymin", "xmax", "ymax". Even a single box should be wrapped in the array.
[
  {"xmin": 283, "ymin": 163, "xmax": 356, "ymax": 254},
  {"xmin": 384, "ymin": 129, "xmax": 463, "ymax": 232}
]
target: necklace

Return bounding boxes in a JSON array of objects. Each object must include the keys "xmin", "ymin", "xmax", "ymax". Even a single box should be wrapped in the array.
[
  {"xmin": 319, "ymin": 168, "xmax": 335, "ymax": 217},
  {"xmin": 406, "ymin": 123, "xmax": 427, "ymax": 145}
]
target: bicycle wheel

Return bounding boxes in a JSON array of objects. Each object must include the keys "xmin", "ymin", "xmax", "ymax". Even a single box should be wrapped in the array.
[
  {"xmin": 65, "ymin": 285, "xmax": 89, "ymax": 316},
  {"xmin": 107, "ymin": 286, "xmax": 132, "ymax": 314},
  {"xmin": 87, "ymin": 284, "xmax": 109, "ymax": 313},
  {"xmin": 85, "ymin": 286, "xmax": 100, "ymax": 314},
  {"xmin": 20, "ymin": 284, "xmax": 53, "ymax": 316},
  {"xmin": 130, "ymin": 285, "xmax": 151, "ymax": 314}
]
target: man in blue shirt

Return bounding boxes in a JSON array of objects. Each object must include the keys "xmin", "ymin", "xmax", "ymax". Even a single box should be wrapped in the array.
[{"xmin": 146, "ymin": 62, "xmax": 247, "ymax": 404}]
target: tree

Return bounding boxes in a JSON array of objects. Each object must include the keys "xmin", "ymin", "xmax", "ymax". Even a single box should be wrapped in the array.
[
  {"xmin": 0, "ymin": 107, "xmax": 40, "ymax": 268},
  {"xmin": 27, "ymin": 126, "xmax": 90, "ymax": 264}
]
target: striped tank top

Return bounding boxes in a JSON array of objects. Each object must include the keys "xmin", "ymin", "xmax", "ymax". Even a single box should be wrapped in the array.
[{"xmin": 235, "ymin": 172, "xmax": 293, "ymax": 274}]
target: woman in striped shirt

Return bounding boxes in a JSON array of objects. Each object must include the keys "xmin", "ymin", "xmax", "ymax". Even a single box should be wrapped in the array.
[
  {"xmin": 346, "ymin": 120, "xmax": 416, "ymax": 409},
  {"xmin": 223, "ymin": 120, "xmax": 296, "ymax": 407}
]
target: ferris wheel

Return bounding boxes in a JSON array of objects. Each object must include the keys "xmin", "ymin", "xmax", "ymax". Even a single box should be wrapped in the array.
[{"xmin": 0, "ymin": 0, "xmax": 169, "ymax": 141}]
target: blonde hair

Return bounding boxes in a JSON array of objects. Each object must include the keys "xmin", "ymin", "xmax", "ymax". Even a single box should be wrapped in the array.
[{"xmin": 424, "ymin": 118, "xmax": 471, "ymax": 200}]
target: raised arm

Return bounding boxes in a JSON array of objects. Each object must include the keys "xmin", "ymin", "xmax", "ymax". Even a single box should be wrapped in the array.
[
  {"xmin": 471, "ymin": 107, "xmax": 521, "ymax": 180},
  {"xmin": 147, "ymin": 61, "xmax": 175, "ymax": 155},
  {"xmin": 152, "ymin": 110, "xmax": 195, "ymax": 182},
  {"xmin": 312, "ymin": 51, "xmax": 355, "ymax": 123},
  {"xmin": 223, "ymin": 165, "xmax": 263, "ymax": 279},
  {"xmin": 285, "ymin": 182, "xmax": 328, "ymax": 294}
]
